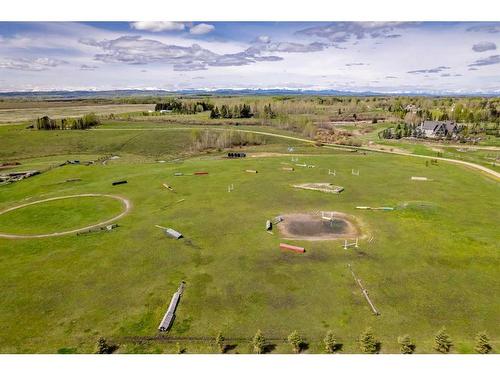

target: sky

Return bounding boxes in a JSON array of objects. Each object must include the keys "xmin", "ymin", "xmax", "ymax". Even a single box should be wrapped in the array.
[{"xmin": 0, "ymin": 21, "xmax": 499, "ymax": 94}]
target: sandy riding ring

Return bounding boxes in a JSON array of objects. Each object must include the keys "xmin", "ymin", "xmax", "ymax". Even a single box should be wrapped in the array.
[
  {"xmin": 0, "ymin": 193, "xmax": 131, "ymax": 239},
  {"xmin": 277, "ymin": 211, "xmax": 363, "ymax": 241}
]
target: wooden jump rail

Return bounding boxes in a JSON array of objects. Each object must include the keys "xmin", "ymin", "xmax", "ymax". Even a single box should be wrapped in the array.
[{"xmin": 347, "ymin": 264, "xmax": 380, "ymax": 316}]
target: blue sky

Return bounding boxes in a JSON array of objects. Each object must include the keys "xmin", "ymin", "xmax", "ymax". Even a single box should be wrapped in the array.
[{"xmin": 0, "ymin": 21, "xmax": 499, "ymax": 93}]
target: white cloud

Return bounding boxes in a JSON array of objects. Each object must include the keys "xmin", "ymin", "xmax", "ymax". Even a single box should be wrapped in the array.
[
  {"xmin": 296, "ymin": 22, "xmax": 411, "ymax": 44},
  {"xmin": 80, "ymin": 64, "xmax": 98, "ymax": 71},
  {"xmin": 79, "ymin": 35, "xmax": 284, "ymax": 71},
  {"xmin": 189, "ymin": 23, "xmax": 215, "ymax": 35},
  {"xmin": 0, "ymin": 57, "xmax": 68, "ymax": 71},
  {"xmin": 130, "ymin": 21, "xmax": 185, "ymax": 32},
  {"xmin": 469, "ymin": 54, "xmax": 500, "ymax": 67},
  {"xmin": 255, "ymin": 35, "xmax": 270, "ymax": 43},
  {"xmin": 472, "ymin": 41, "xmax": 497, "ymax": 52}
]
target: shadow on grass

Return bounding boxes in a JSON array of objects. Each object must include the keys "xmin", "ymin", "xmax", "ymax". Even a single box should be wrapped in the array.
[
  {"xmin": 222, "ymin": 344, "xmax": 238, "ymax": 353},
  {"xmin": 262, "ymin": 343, "xmax": 277, "ymax": 354},
  {"xmin": 298, "ymin": 342, "xmax": 309, "ymax": 353},
  {"xmin": 331, "ymin": 343, "xmax": 343, "ymax": 353}
]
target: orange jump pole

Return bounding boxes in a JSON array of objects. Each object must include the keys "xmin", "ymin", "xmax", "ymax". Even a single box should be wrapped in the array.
[{"xmin": 279, "ymin": 243, "xmax": 305, "ymax": 253}]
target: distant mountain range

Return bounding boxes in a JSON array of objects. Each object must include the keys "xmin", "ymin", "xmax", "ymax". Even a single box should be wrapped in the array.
[{"xmin": 0, "ymin": 88, "xmax": 498, "ymax": 99}]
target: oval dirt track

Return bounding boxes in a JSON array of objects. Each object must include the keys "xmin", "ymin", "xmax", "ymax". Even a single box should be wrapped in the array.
[{"xmin": 0, "ymin": 194, "xmax": 131, "ymax": 239}]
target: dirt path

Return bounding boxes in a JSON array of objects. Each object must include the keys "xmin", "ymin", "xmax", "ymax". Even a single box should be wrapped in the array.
[{"xmin": 0, "ymin": 194, "xmax": 131, "ymax": 239}]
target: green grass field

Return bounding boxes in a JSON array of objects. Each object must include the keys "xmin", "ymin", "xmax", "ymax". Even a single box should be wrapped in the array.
[
  {"xmin": 0, "ymin": 121, "xmax": 498, "ymax": 354},
  {"xmin": 0, "ymin": 195, "xmax": 124, "ymax": 235}
]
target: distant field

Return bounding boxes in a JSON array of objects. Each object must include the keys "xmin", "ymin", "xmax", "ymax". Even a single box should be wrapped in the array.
[{"xmin": 0, "ymin": 104, "xmax": 154, "ymax": 123}]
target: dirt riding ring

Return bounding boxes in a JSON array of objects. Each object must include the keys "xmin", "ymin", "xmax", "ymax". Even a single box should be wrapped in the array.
[
  {"xmin": 277, "ymin": 211, "xmax": 362, "ymax": 241},
  {"xmin": 0, "ymin": 194, "xmax": 131, "ymax": 239}
]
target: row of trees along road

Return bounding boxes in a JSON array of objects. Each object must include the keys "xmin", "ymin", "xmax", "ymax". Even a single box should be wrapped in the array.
[{"xmin": 177, "ymin": 328, "xmax": 495, "ymax": 354}]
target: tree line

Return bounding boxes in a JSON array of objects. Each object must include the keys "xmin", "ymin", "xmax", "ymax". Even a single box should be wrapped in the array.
[
  {"xmin": 190, "ymin": 129, "xmax": 264, "ymax": 152},
  {"xmin": 155, "ymin": 99, "xmax": 214, "ymax": 114},
  {"xmin": 34, "ymin": 113, "xmax": 100, "ymax": 130},
  {"xmin": 204, "ymin": 327, "xmax": 492, "ymax": 354},
  {"xmin": 210, "ymin": 104, "xmax": 253, "ymax": 119},
  {"xmin": 95, "ymin": 327, "xmax": 493, "ymax": 354}
]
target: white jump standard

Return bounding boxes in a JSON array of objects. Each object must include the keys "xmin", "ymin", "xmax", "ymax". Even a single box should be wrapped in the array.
[{"xmin": 343, "ymin": 237, "xmax": 359, "ymax": 250}]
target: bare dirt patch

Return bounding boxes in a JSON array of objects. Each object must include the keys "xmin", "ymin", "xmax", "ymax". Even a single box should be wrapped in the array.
[{"xmin": 278, "ymin": 212, "xmax": 360, "ymax": 241}]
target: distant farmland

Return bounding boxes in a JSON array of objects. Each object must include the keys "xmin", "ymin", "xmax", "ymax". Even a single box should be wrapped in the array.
[{"xmin": 0, "ymin": 103, "xmax": 155, "ymax": 123}]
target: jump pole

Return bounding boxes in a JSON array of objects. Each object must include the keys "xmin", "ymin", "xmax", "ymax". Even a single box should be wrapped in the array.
[{"xmin": 347, "ymin": 264, "xmax": 380, "ymax": 316}]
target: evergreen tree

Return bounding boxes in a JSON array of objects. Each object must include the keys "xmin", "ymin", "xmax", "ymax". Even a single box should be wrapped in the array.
[
  {"xmin": 287, "ymin": 330, "xmax": 304, "ymax": 354},
  {"xmin": 323, "ymin": 330, "xmax": 339, "ymax": 353},
  {"xmin": 95, "ymin": 337, "xmax": 117, "ymax": 354},
  {"xmin": 215, "ymin": 332, "xmax": 225, "ymax": 353},
  {"xmin": 474, "ymin": 331, "xmax": 492, "ymax": 354},
  {"xmin": 220, "ymin": 105, "xmax": 229, "ymax": 119},
  {"xmin": 397, "ymin": 334, "xmax": 416, "ymax": 354},
  {"xmin": 433, "ymin": 328, "xmax": 453, "ymax": 353},
  {"xmin": 252, "ymin": 329, "xmax": 266, "ymax": 354},
  {"xmin": 358, "ymin": 328, "xmax": 380, "ymax": 354}
]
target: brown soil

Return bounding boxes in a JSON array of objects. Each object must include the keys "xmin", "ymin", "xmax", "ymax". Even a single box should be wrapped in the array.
[{"xmin": 278, "ymin": 212, "xmax": 360, "ymax": 241}]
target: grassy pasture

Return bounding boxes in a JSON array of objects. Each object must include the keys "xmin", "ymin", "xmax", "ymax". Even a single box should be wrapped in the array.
[
  {"xmin": 0, "ymin": 195, "xmax": 124, "ymax": 235},
  {"xmin": 0, "ymin": 104, "xmax": 154, "ymax": 123},
  {"xmin": 0, "ymin": 136, "xmax": 498, "ymax": 353}
]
